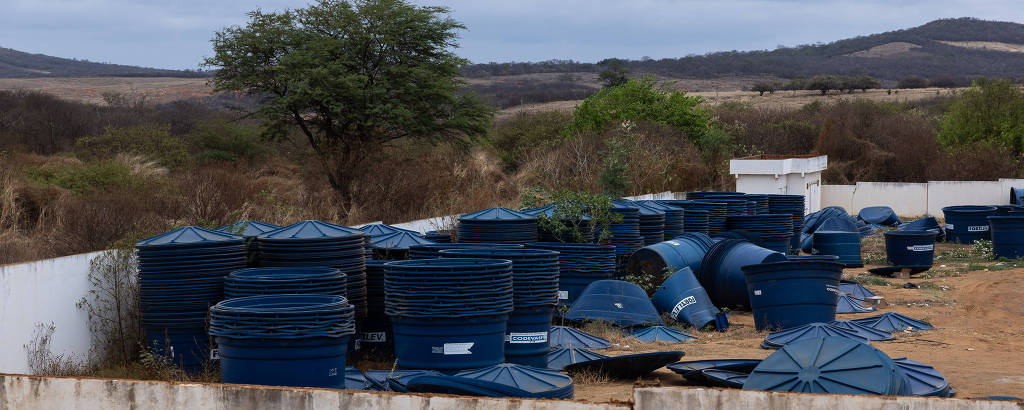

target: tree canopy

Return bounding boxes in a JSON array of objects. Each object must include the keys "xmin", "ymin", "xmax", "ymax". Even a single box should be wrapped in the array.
[{"xmin": 204, "ymin": 0, "xmax": 492, "ymax": 202}]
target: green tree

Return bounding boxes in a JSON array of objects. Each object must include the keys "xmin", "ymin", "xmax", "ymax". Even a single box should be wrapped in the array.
[
  {"xmin": 898, "ymin": 76, "xmax": 929, "ymax": 89},
  {"xmin": 806, "ymin": 75, "xmax": 840, "ymax": 95},
  {"xmin": 751, "ymin": 81, "xmax": 776, "ymax": 96},
  {"xmin": 204, "ymin": 0, "xmax": 492, "ymax": 204},
  {"xmin": 566, "ymin": 76, "xmax": 711, "ymax": 140},
  {"xmin": 852, "ymin": 74, "xmax": 881, "ymax": 92},
  {"xmin": 939, "ymin": 78, "xmax": 1024, "ymax": 153},
  {"xmin": 597, "ymin": 58, "xmax": 630, "ymax": 88}
]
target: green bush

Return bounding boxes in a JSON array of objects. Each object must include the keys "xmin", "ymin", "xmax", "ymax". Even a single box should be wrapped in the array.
[
  {"xmin": 565, "ymin": 76, "xmax": 711, "ymax": 140},
  {"xmin": 76, "ymin": 125, "xmax": 191, "ymax": 169},
  {"xmin": 939, "ymin": 78, "xmax": 1024, "ymax": 153},
  {"xmin": 189, "ymin": 119, "xmax": 271, "ymax": 162},
  {"xmin": 489, "ymin": 110, "xmax": 572, "ymax": 170},
  {"xmin": 26, "ymin": 160, "xmax": 139, "ymax": 194}
]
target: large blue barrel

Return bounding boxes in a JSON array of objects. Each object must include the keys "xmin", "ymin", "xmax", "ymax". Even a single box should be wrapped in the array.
[
  {"xmin": 884, "ymin": 231, "xmax": 937, "ymax": 266},
  {"xmin": 505, "ymin": 307, "xmax": 555, "ymax": 367},
  {"xmin": 742, "ymin": 260, "xmax": 843, "ymax": 331},
  {"xmin": 898, "ymin": 217, "xmax": 945, "ymax": 242},
  {"xmin": 390, "ymin": 315, "xmax": 508, "ymax": 370},
  {"xmin": 209, "ymin": 294, "xmax": 356, "ymax": 388},
  {"xmin": 942, "ymin": 206, "xmax": 997, "ymax": 243},
  {"xmin": 698, "ymin": 240, "xmax": 787, "ymax": 308},
  {"xmin": 812, "ymin": 231, "xmax": 863, "ymax": 267},
  {"xmin": 651, "ymin": 267, "xmax": 719, "ymax": 329},
  {"xmin": 625, "ymin": 233, "xmax": 714, "ymax": 284},
  {"xmin": 989, "ymin": 216, "xmax": 1024, "ymax": 259}
]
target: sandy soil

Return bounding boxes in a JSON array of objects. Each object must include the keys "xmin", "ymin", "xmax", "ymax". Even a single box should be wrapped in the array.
[
  {"xmin": 0, "ymin": 77, "xmax": 212, "ymax": 105},
  {"xmin": 939, "ymin": 41, "xmax": 1024, "ymax": 54},
  {"xmin": 570, "ymin": 255, "xmax": 1024, "ymax": 402}
]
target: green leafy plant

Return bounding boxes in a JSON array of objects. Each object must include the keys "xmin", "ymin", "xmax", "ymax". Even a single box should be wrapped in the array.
[
  {"xmin": 970, "ymin": 239, "xmax": 995, "ymax": 260},
  {"xmin": 566, "ymin": 76, "xmax": 711, "ymax": 140},
  {"xmin": 76, "ymin": 124, "xmax": 191, "ymax": 169},
  {"xmin": 599, "ymin": 122, "xmax": 635, "ymax": 197},
  {"xmin": 26, "ymin": 160, "xmax": 140, "ymax": 194},
  {"xmin": 939, "ymin": 78, "xmax": 1024, "ymax": 154},
  {"xmin": 520, "ymin": 187, "xmax": 622, "ymax": 243}
]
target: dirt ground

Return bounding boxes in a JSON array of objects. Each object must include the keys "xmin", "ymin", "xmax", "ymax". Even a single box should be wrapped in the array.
[
  {"xmin": 0, "ymin": 77, "xmax": 212, "ymax": 105},
  {"xmin": 570, "ymin": 246, "xmax": 1024, "ymax": 402}
]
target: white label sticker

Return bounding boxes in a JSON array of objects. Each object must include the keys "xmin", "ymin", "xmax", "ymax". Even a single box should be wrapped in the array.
[
  {"xmin": 907, "ymin": 244, "xmax": 934, "ymax": 252},
  {"xmin": 825, "ymin": 284, "xmax": 839, "ymax": 294},
  {"xmin": 945, "ymin": 223, "xmax": 954, "ymax": 230},
  {"xmin": 507, "ymin": 332, "xmax": 548, "ymax": 344},
  {"xmin": 443, "ymin": 342, "xmax": 474, "ymax": 355},
  {"xmin": 557, "ymin": 290, "xmax": 569, "ymax": 300},
  {"xmin": 668, "ymin": 241, "xmax": 681, "ymax": 246},
  {"xmin": 328, "ymin": 368, "xmax": 338, "ymax": 377},
  {"xmin": 354, "ymin": 338, "xmax": 361, "ymax": 350},
  {"xmin": 209, "ymin": 348, "xmax": 219, "ymax": 361},
  {"xmin": 670, "ymin": 296, "xmax": 697, "ymax": 317},
  {"xmin": 613, "ymin": 302, "xmax": 624, "ymax": 309},
  {"xmin": 362, "ymin": 332, "xmax": 387, "ymax": 343},
  {"xmin": 967, "ymin": 225, "xmax": 989, "ymax": 232}
]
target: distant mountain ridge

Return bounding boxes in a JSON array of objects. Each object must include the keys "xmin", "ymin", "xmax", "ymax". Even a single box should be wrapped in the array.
[
  {"xmin": 461, "ymin": 18, "xmax": 1024, "ymax": 81},
  {"xmin": 0, "ymin": 47, "xmax": 210, "ymax": 78}
]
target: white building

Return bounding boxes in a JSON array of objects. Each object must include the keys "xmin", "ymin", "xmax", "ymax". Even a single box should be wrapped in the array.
[{"xmin": 729, "ymin": 155, "xmax": 828, "ymax": 213}]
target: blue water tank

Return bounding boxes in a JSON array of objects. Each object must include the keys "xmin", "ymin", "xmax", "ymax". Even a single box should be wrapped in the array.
[
  {"xmin": 457, "ymin": 207, "xmax": 538, "ymax": 244},
  {"xmin": 942, "ymin": 205, "xmax": 997, "ymax": 244},
  {"xmin": 651, "ymin": 267, "xmax": 719, "ymax": 329},
  {"xmin": 527, "ymin": 242, "xmax": 615, "ymax": 306},
  {"xmin": 989, "ymin": 216, "xmax": 1024, "ymax": 259},
  {"xmin": 812, "ymin": 231, "xmax": 863, "ymax": 267},
  {"xmin": 884, "ymin": 230, "xmax": 937, "ymax": 266},
  {"xmin": 742, "ymin": 260, "xmax": 843, "ymax": 331},
  {"xmin": 698, "ymin": 240, "xmax": 787, "ymax": 308},
  {"xmin": 625, "ymin": 233, "xmax": 714, "ymax": 284}
]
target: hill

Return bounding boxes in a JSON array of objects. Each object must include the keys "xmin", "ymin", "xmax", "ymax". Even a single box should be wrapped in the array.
[
  {"xmin": 461, "ymin": 18, "xmax": 1024, "ymax": 82},
  {"xmin": 0, "ymin": 47, "xmax": 210, "ymax": 78}
]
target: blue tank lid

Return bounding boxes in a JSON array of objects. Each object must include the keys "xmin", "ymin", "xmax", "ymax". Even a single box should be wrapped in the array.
[
  {"xmin": 259, "ymin": 220, "xmax": 364, "ymax": 241},
  {"xmin": 893, "ymin": 357, "xmax": 952, "ymax": 397},
  {"xmin": 460, "ymin": 207, "xmax": 537, "ymax": 222},
  {"xmin": 370, "ymin": 231, "xmax": 436, "ymax": 250},
  {"xmin": 355, "ymin": 223, "xmax": 420, "ymax": 237},
  {"xmin": 761, "ymin": 322, "xmax": 868, "ymax": 349},
  {"xmin": 667, "ymin": 359, "xmax": 762, "ymax": 381},
  {"xmin": 850, "ymin": 312, "xmax": 934, "ymax": 332},
  {"xmin": 816, "ymin": 216, "xmax": 859, "ymax": 233},
  {"xmin": 700, "ymin": 368, "xmax": 748, "ymax": 389},
  {"xmin": 136, "ymin": 226, "xmax": 243, "ymax": 249},
  {"xmin": 564, "ymin": 280, "xmax": 664, "ymax": 327},
  {"xmin": 836, "ymin": 293, "xmax": 876, "ymax": 314},
  {"xmin": 829, "ymin": 320, "xmax": 895, "ymax": 341},
  {"xmin": 216, "ymin": 220, "xmax": 283, "ymax": 237},
  {"xmin": 745, "ymin": 336, "xmax": 909, "ymax": 395},
  {"xmin": 622, "ymin": 200, "xmax": 665, "ymax": 216},
  {"xmin": 839, "ymin": 280, "xmax": 877, "ymax": 299},
  {"xmin": 401, "ymin": 375, "xmax": 540, "ymax": 398},
  {"xmin": 547, "ymin": 347, "xmax": 609, "ymax": 370},
  {"xmin": 454, "ymin": 363, "xmax": 574, "ymax": 399},
  {"xmin": 859, "ymin": 206, "xmax": 901, "ymax": 226},
  {"xmin": 548, "ymin": 326, "xmax": 610, "ymax": 349},
  {"xmin": 627, "ymin": 326, "xmax": 697, "ymax": 343},
  {"xmin": 564, "ymin": 351, "xmax": 685, "ymax": 379},
  {"xmin": 521, "ymin": 204, "xmax": 593, "ymax": 221}
]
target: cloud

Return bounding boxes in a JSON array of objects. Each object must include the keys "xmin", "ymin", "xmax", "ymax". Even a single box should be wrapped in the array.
[{"xmin": 1, "ymin": 0, "xmax": 1022, "ymax": 69}]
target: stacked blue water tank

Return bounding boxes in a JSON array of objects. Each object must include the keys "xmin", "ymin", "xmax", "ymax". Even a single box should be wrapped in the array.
[
  {"xmin": 668, "ymin": 200, "xmax": 726, "ymax": 236},
  {"xmin": 440, "ymin": 248, "xmax": 560, "ymax": 367},
  {"xmin": 623, "ymin": 200, "xmax": 666, "ymax": 246},
  {"xmin": 385, "ymin": 259, "xmax": 513, "ymax": 370},
  {"xmin": 423, "ymin": 231, "xmax": 452, "ymax": 243},
  {"xmin": 136, "ymin": 226, "xmax": 246, "ymax": 371},
  {"xmin": 765, "ymin": 194, "xmax": 805, "ymax": 254},
  {"xmin": 369, "ymin": 231, "xmax": 436, "ymax": 260},
  {"xmin": 223, "ymin": 267, "xmax": 346, "ymax": 299},
  {"xmin": 457, "ymin": 207, "xmax": 539, "ymax": 244},
  {"xmin": 362, "ymin": 259, "xmax": 391, "ymax": 355},
  {"xmin": 209, "ymin": 294, "xmax": 356, "ymax": 388},
  {"xmin": 522, "ymin": 204, "xmax": 595, "ymax": 242},
  {"xmin": 743, "ymin": 194, "xmax": 771, "ymax": 214},
  {"xmin": 527, "ymin": 242, "xmax": 616, "ymax": 306},
  {"xmin": 216, "ymin": 220, "xmax": 282, "ymax": 267},
  {"xmin": 638, "ymin": 200, "xmax": 685, "ymax": 239},
  {"xmin": 726, "ymin": 214, "xmax": 794, "ymax": 253},
  {"xmin": 608, "ymin": 200, "xmax": 645, "ymax": 272},
  {"xmin": 407, "ymin": 243, "xmax": 524, "ymax": 259}
]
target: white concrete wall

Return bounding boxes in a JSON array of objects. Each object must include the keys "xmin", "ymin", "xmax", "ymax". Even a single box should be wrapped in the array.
[
  {"xmin": 927, "ymin": 181, "xmax": 1005, "ymax": 216},
  {"xmin": 852, "ymin": 182, "xmax": 929, "ymax": 217},
  {"xmin": 634, "ymin": 387, "xmax": 1019, "ymax": 410},
  {"xmin": 0, "ymin": 252, "xmax": 102, "ymax": 374},
  {"xmin": 822, "ymin": 180, "xmax": 1021, "ymax": 218},
  {"xmin": 820, "ymin": 184, "xmax": 855, "ymax": 213},
  {"xmin": 0, "ymin": 374, "xmax": 630, "ymax": 410}
]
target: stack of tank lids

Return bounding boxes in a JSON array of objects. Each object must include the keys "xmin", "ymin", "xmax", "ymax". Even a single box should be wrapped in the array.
[
  {"xmin": 765, "ymin": 194, "xmax": 805, "ymax": 252},
  {"xmin": 547, "ymin": 347, "xmax": 609, "ymax": 370},
  {"xmin": 760, "ymin": 322, "xmax": 868, "ymax": 349},
  {"xmin": 423, "ymin": 230, "xmax": 452, "ymax": 243},
  {"xmin": 521, "ymin": 204, "xmax": 595, "ymax": 242},
  {"xmin": 223, "ymin": 267, "xmax": 346, "ymax": 299},
  {"xmin": 607, "ymin": 200, "xmax": 646, "ymax": 268},
  {"xmin": 353, "ymin": 223, "xmax": 420, "ymax": 259},
  {"xmin": 619, "ymin": 199, "xmax": 666, "ymax": 246},
  {"xmin": 686, "ymin": 191, "xmax": 746, "ymax": 201},
  {"xmin": 527, "ymin": 242, "xmax": 615, "ymax": 305},
  {"xmin": 257, "ymin": 220, "xmax": 368, "ymax": 318},
  {"xmin": 714, "ymin": 198, "xmax": 757, "ymax": 219},
  {"xmin": 725, "ymin": 213, "xmax": 794, "ymax": 252},
  {"xmin": 440, "ymin": 248, "xmax": 559, "ymax": 309},
  {"xmin": 209, "ymin": 294, "xmax": 356, "ymax": 340},
  {"xmin": 136, "ymin": 226, "xmax": 246, "ymax": 369},
  {"xmin": 364, "ymin": 259, "xmax": 388, "ymax": 318},
  {"xmin": 368, "ymin": 231, "xmax": 435, "ymax": 259},
  {"xmin": 670, "ymin": 200, "xmax": 726, "ymax": 235},
  {"xmin": 216, "ymin": 220, "xmax": 283, "ymax": 238},
  {"xmin": 407, "ymin": 243, "xmax": 524, "ymax": 259},
  {"xmin": 829, "ymin": 320, "xmax": 895, "ymax": 341},
  {"xmin": 548, "ymin": 326, "xmax": 611, "ymax": 349},
  {"xmin": 743, "ymin": 194, "xmax": 771, "ymax": 215},
  {"xmin": 384, "ymin": 258, "xmax": 513, "ymax": 318},
  {"xmin": 641, "ymin": 200, "xmax": 685, "ymax": 239},
  {"xmin": 457, "ymin": 207, "xmax": 539, "ymax": 244}
]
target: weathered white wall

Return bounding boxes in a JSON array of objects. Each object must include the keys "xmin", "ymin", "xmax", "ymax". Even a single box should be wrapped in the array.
[
  {"xmin": 820, "ymin": 184, "xmax": 855, "ymax": 213},
  {"xmin": 634, "ymin": 387, "xmax": 1019, "ymax": 410},
  {"xmin": 822, "ymin": 180, "xmax": 1022, "ymax": 218},
  {"xmin": 927, "ymin": 181, "xmax": 1005, "ymax": 216},
  {"xmin": 0, "ymin": 252, "xmax": 102, "ymax": 374},
  {"xmin": 0, "ymin": 374, "xmax": 630, "ymax": 410},
  {"xmin": 851, "ymin": 182, "xmax": 929, "ymax": 217}
]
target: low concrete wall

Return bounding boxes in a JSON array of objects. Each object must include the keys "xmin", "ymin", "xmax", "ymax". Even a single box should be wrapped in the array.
[
  {"xmin": 0, "ymin": 374, "xmax": 629, "ymax": 410},
  {"xmin": 0, "ymin": 252, "xmax": 102, "ymax": 374},
  {"xmin": 852, "ymin": 182, "xmax": 929, "ymax": 217},
  {"xmin": 634, "ymin": 387, "xmax": 1019, "ymax": 410},
  {"xmin": 822, "ymin": 179, "xmax": 1024, "ymax": 217}
]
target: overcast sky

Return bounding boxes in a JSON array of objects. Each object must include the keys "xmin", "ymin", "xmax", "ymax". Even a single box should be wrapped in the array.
[{"xmin": 2, "ymin": 0, "xmax": 1022, "ymax": 70}]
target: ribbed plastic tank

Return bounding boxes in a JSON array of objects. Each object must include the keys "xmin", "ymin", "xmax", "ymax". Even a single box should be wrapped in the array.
[
  {"xmin": 898, "ymin": 217, "xmax": 945, "ymax": 242},
  {"xmin": 668, "ymin": 200, "xmax": 726, "ymax": 236},
  {"xmin": 407, "ymin": 242, "xmax": 523, "ymax": 259},
  {"xmin": 884, "ymin": 230, "xmax": 937, "ymax": 266},
  {"xmin": 527, "ymin": 242, "xmax": 615, "ymax": 305},
  {"xmin": 651, "ymin": 267, "xmax": 719, "ymax": 329},
  {"xmin": 742, "ymin": 260, "xmax": 843, "ymax": 331},
  {"xmin": 457, "ymin": 207, "xmax": 539, "ymax": 244},
  {"xmin": 384, "ymin": 259, "xmax": 513, "ymax": 370},
  {"xmin": 993, "ymin": 205, "xmax": 1024, "ymax": 216},
  {"xmin": 624, "ymin": 199, "xmax": 667, "ymax": 246},
  {"xmin": 521, "ymin": 204, "xmax": 595, "ymax": 242},
  {"xmin": 942, "ymin": 205, "xmax": 997, "ymax": 244},
  {"xmin": 765, "ymin": 194, "xmax": 806, "ymax": 254},
  {"xmin": 625, "ymin": 233, "xmax": 714, "ymax": 284},
  {"xmin": 745, "ymin": 336, "xmax": 909, "ymax": 395},
  {"xmin": 681, "ymin": 209, "xmax": 710, "ymax": 235},
  {"xmin": 859, "ymin": 206, "xmax": 901, "ymax": 226},
  {"xmin": 209, "ymin": 295, "xmax": 356, "ymax": 388},
  {"xmin": 223, "ymin": 267, "xmax": 346, "ymax": 299},
  {"xmin": 369, "ymin": 231, "xmax": 436, "ymax": 260},
  {"xmin": 988, "ymin": 216, "xmax": 1024, "ymax": 259},
  {"xmin": 638, "ymin": 200, "xmax": 685, "ymax": 240},
  {"xmin": 136, "ymin": 226, "xmax": 246, "ymax": 371},
  {"xmin": 439, "ymin": 248, "xmax": 559, "ymax": 367},
  {"xmin": 812, "ymin": 231, "xmax": 863, "ymax": 267},
  {"xmin": 362, "ymin": 260, "xmax": 391, "ymax": 356},
  {"xmin": 608, "ymin": 200, "xmax": 645, "ymax": 273},
  {"xmin": 565, "ymin": 280, "xmax": 663, "ymax": 327},
  {"xmin": 727, "ymin": 213, "xmax": 794, "ymax": 251},
  {"xmin": 698, "ymin": 239, "xmax": 787, "ymax": 308},
  {"xmin": 743, "ymin": 194, "xmax": 771, "ymax": 215}
]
